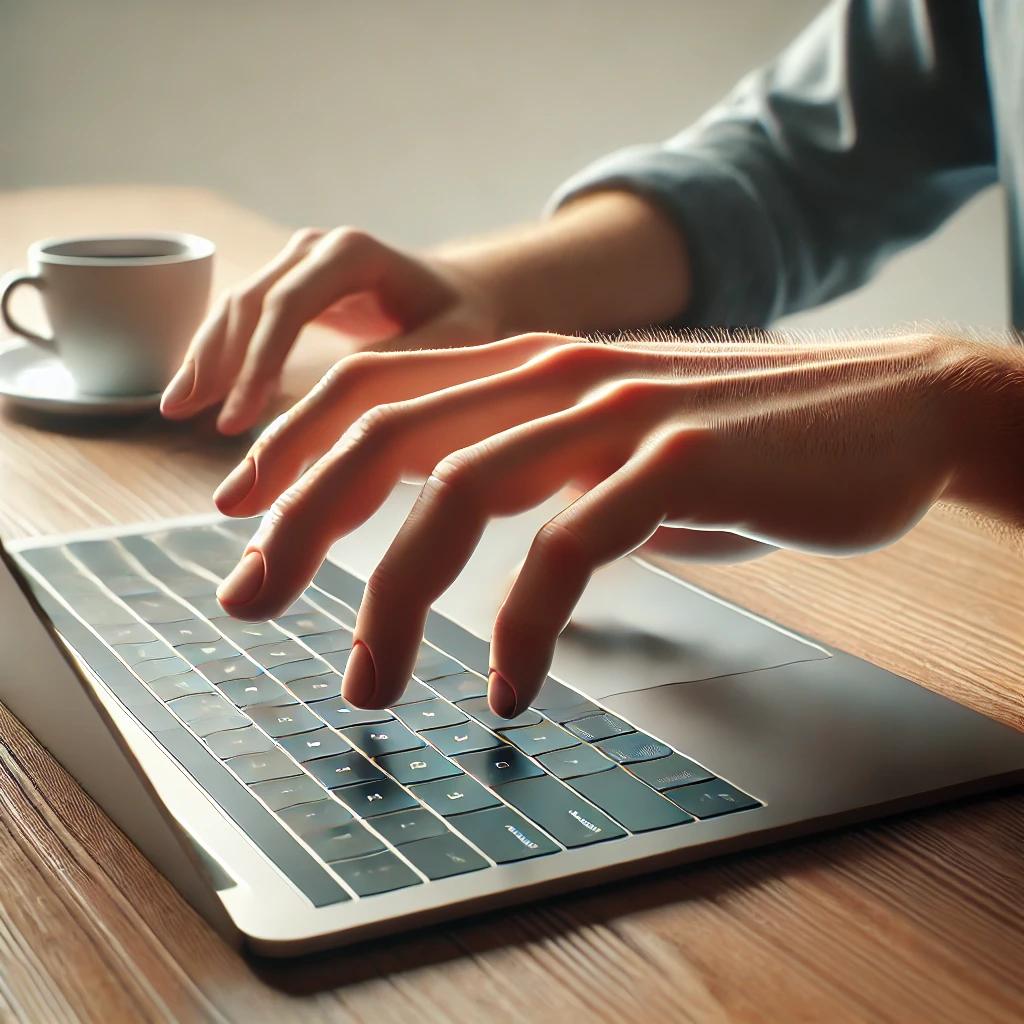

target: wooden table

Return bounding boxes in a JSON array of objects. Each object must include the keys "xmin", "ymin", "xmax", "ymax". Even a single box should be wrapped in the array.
[{"xmin": 1, "ymin": 187, "xmax": 1022, "ymax": 1024}]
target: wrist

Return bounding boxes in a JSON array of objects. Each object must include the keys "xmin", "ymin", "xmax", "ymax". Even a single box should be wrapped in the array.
[
  {"xmin": 429, "ymin": 190, "xmax": 691, "ymax": 338},
  {"xmin": 942, "ymin": 339, "xmax": 1024, "ymax": 524}
]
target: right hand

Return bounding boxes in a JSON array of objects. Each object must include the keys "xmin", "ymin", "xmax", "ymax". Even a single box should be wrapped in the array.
[{"xmin": 159, "ymin": 227, "xmax": 501, "ymax": 435}]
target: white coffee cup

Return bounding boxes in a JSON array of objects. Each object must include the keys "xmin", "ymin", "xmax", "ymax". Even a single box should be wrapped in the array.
[{"xmin": 0, "ymin": 233, "xmax": 214, "ymax": 396}]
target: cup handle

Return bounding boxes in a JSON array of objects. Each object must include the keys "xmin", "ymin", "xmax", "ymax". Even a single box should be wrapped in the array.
[{"xmin": 0, "ymin": 270, "xmax": 57, "ymax": 352}]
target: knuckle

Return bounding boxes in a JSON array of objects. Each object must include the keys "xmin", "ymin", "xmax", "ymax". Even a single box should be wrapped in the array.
[
  {"xmin": 649, "ymin": 426, "xmax": 714, "ymax": 469},
  {"xmin": 529, "ymin": 520, "xmax": 592, "ymax": 579},
  {"xmin": 345, "ymin": 402, "xmax": 404, "ymax": 449},
  {"xmin": 431, "ymin": 449, "xmax": 479, "ymax": 493},
  {"xmin": 596, "ymin": 378, "xmax": 664, "ymax": 412},
  {"xmin": 261, "ymin": 280, "xmax": 297, "ymax": 321},
  {"xmin": 290, "ymin": 226, "xmax": 324, "ymax": 248},
  {"xmin": 323, "ymin": 225, "xmax": 377, "ymax": 258}
]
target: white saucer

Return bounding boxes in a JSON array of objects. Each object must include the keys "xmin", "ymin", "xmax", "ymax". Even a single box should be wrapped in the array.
[{"xmin": 0, "ymin": 343, "xmax": 162, "ymax": 416}]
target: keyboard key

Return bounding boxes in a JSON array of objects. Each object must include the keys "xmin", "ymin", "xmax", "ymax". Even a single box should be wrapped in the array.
[
  {"xmin": 497, "ymin": 775, "xmax": 626, "ymax": 847},
  {"xmin": 411, "ymin": 775, "xmax": 500, "ymax": 817},
  {"xmin": 564, "ymin": 713, "xmax": 634, "ymax": 743},
  {"xmin": 321, "ymin": 650, "xmax": 352, "ymax": 674},
  {"xmin": 664, "ymin": 780, "xmax": 761, "ymax": 818},
  {"xmin": 269, "ymin": 659, "xmax": 333, "ymax": 685},
  {"xmin": 209, "ymin": 617, "xmax": 286, "ymax": 649},
  {"xmin": 628, "ymin": 754, "xmax": 714, "ymax": 790},
  {"xmin": 278, "ymin": 595, "xmax": 319, "ymax": 618},
  {"xmin": 71, "ymin": 596, "xmax": 134, "ymax": 626},
  {"xmin": 414, "ymin": 647, "xmax": 464, "ymax": 681},
  {"xmin": 341, "ymin": 722, "xmax": 424, "ymax": 758},
  {"xmin": 402, "ymin": 833, "xmax": 488, "ymax": 879},
  {"xmin": 103, "ymin": 574, "xmax": 158, "ymax": 598},
  {"xmin": 278, "ymin": 728, "xmax": 352, "ymax": 762},
  {"xmin": 168, "ymin": 692, "xmax": 249, "ymax": 736},
  {"xmin": 112, "ymin": 639, "xmax": 176, "ymax": 665},
  {"xmin": 371, "ymin": 808, "xmax": 448, "ymax": 846},
  {"xmin": 453, "ymin": 747, "xmax": 542, "ymax": 788},
  {"xmin": 394, "ymin": 698, "xmax": 467, "ymax": 732},
  {"xmin": 537, "ymin": 745, "xmax": 616, "ymax": 779},
  {"xmin": 329, "ymin": 851, "xmax": 420, "ymax": 896},
  {"xmin": 448, "ymin": 807, "xmax": 558, "ymax": 863},
  {"xmin": 278, "ymin": 799, "xmax": 352, "ymax": 836},
  {"xmin": 455, "ymin": 696, "xmax": 542, "ymax": 732},
  {"xmin": 156, "ymin": 525, "xmax": 245, "ymax": 575},
  {"xmin": 189, "ymin": 595, "xmax": 227, "ymax": 618},
  {"xmin": 304, "ymin": 587, "xmax": 358, "ymax": 624},
  {"xmin": 391, "ymin": 679, "xmax": 437, "ymax": 706},
  {"xmin": 219, "ymin": 676, "xmax": 297, "ymax": 709},
  {"xmin": 125, "ymin": 593, "xmax": 191, "ymax": 623},
  {"xmin": 377, "ymin": 748, "xmax": 462, "ymax": 785},
  {"xmin": 276, "ymin": 611, "xmax": 337, "ymax": 636},
  {"xmin": 308, "ymin": 696, "xmax": 393, "ymax": 728},
  {"xmin": 502, "ymin": 723, "xmax": 580, "ymax": 757},
  {"xmin": 302, "ymin": 629, "xmax": 354, "ymax": 655},
  {"xmin": 97, "ymin": 621, "xmax": 156, "ymax": 645},
  {"xmin": 335, "ymin": 778, "xmax": 418, "ymax": 817},
  {"xmin": 530, "ymin": 679, "xmax": 592, "ymax": 712},
  {"xmin": 225, "ymin": 749, "xmax": 301, "ymax": 784},
  {"xmin": 248, "ymin": 703, "xmax": 323, "ymax": 737},
  {"xmin": 199, "ymin": 656, "xmax": 263, "ymax": 684},
  {"xmin": 134, "ymin": 656, "xmax": 190, "ymax": 683},
  {"xmin": 570, "ymin": 767, "xmax": 693, "ymax": 832},
  {"xmin": 422, "ymin": 721, "xmax": 503, "ymax": 757},
  {"xmin": 247, "ymin": 640, "xmax": 310, "ymax": 669},
  {"xmin": 149, "ymin": 670, "xmax": 215, "ymax": 701},
  {"xmin": 174, "ymin": 639, "xmax": 238, "ymax": 665},
  {"xmin": 287, "ymin": 675, "xmax": 338, "ymax": 702},
  {"xmin": 544, "ymin": 701, "xmax": 605, "ymax": 724},
  {"xmin": 153, "ymin": 619, "xmax": 221, "ymax": 646},
  {"xmin": 429, "ymin": 671, "xmax": 488, "ymax": 702},
  {"xmin": 250, "ymin": 774, "xmax": 325, "ymax": 811},
  {"xmin": 206, "ymin": 726, "xmax": 276, "ymax": 759},
  {"xmin": 305, "ymin": 820, "xmax": 383, "ymax": 862},
  {"xmin": 595, "ymin": 732, "xmax": 672, "ymax": 764},
  {"xmin": 305, "ymin": 752, "xmax": 385, "ymax": 790}
]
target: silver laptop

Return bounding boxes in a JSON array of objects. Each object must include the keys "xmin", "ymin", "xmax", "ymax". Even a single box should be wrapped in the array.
[{"xmin": 3, "ymin": 483, "xmax": 1023, "ymax": 956}]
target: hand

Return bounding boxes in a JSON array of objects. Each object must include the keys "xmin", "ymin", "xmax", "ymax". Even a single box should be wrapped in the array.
[
  {"xmin": 159, "ymin": 227, "xmax": 501, "ymax": 435},
  {"xmin": 158, "ymin": 191, "xmax": 692, "ymax": 436},
  {"xmin": 212, "ymin": 330, "xmax": 1012, "ymax": 718}
]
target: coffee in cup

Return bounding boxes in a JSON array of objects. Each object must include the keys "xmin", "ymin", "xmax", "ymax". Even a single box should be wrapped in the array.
[{"xmin": 0, "ymin": 233, "xmax": 214, "ymax": 396}]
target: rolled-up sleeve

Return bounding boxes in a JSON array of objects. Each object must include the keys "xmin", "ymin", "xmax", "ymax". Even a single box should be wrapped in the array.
[{"xmin": 548, "ymin": 0, "xmax": 997, "ymax": 327}]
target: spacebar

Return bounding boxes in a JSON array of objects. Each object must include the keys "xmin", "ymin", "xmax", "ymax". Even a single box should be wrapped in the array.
[{"xmin": 40, "ymin": 600, "xmax": 350, "ymax": 908}]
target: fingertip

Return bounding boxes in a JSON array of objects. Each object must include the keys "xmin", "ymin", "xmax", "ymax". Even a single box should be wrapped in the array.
[
  {"xmin": 341, "ymin": 640, "xmax": 377, "ymax": 707},
  {"xmin": 213, "ymin": 457, "xmax": 257, "ymax": 512},
  {"xmin": 488, "ymin": 670, "xmax": 519, "ymax": 719},
  {"xmin": 216, "ymin": 549, "xmax": 266, "ymax": 609},
  {"xmin": 160, "ymin": 359, "xmax": 196, "ymax": 416}
]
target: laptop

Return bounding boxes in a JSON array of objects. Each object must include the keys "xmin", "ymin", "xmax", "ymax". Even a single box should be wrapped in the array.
[{"xmin": 3, "ymin": 482, "xmax": 1023, "ymax": 957}]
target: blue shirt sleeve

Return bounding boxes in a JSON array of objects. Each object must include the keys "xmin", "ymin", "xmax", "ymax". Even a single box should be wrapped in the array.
[{"xmin": 548, "ymin": 0, "xmax": 997, "ymax": 327}]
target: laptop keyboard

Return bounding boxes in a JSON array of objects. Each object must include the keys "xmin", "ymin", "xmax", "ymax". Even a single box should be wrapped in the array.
[{"xmin": 15, "ymin": 522, "xmax": 760, "ymax": 904}]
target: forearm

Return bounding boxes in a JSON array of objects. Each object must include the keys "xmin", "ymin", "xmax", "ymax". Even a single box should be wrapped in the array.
[{"xmin": 431, "ymin": 190, "xmax": 691, "ymax": 337}]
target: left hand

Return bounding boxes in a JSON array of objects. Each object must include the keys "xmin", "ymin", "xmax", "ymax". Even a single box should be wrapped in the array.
[{"xmin": 212, "ymin": 330, "xmax": 985, "ymax": 717}]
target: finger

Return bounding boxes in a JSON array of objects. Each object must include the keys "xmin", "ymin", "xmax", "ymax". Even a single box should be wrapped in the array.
[
  {"xmin": 336, "ymin": 394, "xmax": 662, "ymax": 708},
  {"xmin": 215, "ymin": 337, "xmax": 657, "ymax": 519},
  {"xmin": 217, "ymin": 228, "xmax": 402, "ymax": 435},
  {"xmin": 636, "ymin": 525, "xmax": 777, "ymax": 562},
  {"xmin": 490, "ymin": 444, "xmax": 700, "ymax": 713},
  {"xmin": 162, "ymin": 228, "xmax": 325, "ymax": 418},
  {"xmin": 217, "ymin": 356, "xmax": 661, "ymax": 638},
  {"xmin": 214, "ymin": 333, "xmax": 562, "ymax": 516}
]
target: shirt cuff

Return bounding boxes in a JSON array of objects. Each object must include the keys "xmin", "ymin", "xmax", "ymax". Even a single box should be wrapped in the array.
[{"xmin": 546, "ymin": 143, "xmax": 783, "ymax": 328}]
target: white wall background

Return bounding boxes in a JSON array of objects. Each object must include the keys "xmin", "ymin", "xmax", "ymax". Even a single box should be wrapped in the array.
[{"xmin": 0, "ymin": 0, "xmax": 1008, "ymax": 332}]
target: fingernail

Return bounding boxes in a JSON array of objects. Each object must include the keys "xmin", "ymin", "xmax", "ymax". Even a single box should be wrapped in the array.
[
  {"xmin": 217, "ymin": 550, "xmax": 265, "ymax": 607},
  {"xmin": 488, "ymin": 670, "xmax": 518, "ymax": 719},
  {"xmin": 342, "ymin": 641, "xmax": 377, "ymax": 707},
  {"xmin": 214, "ymin": 457, "xmax": 256, "ymax": 510},
  {"xmin": 161, "ymin": 359, "xmax": 195, "ymax": 409}
]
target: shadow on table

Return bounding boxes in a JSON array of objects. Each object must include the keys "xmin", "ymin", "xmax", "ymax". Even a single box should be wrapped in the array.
[{"xmin": 247, "ymin": 786, "xmax": 1024, "ymax": 995}]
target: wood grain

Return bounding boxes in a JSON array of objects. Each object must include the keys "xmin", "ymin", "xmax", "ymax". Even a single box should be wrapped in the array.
[{"xmin": 0, "ymin": 186, "xmax": 1022, "ymax": 1023}]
